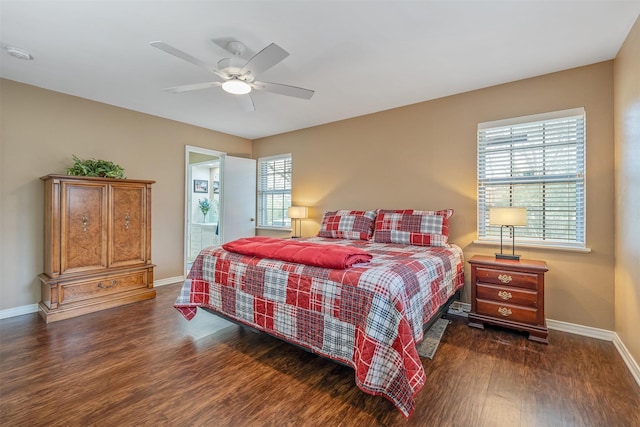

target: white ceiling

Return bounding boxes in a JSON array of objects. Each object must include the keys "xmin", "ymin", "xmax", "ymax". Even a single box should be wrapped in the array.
[{"xmin": 1, "ymin": 1, "xmax": 638, "ymax": 140}]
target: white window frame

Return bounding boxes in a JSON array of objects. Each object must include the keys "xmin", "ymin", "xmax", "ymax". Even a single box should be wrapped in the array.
[
  {"xmin": 257, "ymin": 153, "xmax": 292, "ymax": 230},
  {"xmin": 477, "ymin": 108, "xmax": 587, "ymax": 250}
]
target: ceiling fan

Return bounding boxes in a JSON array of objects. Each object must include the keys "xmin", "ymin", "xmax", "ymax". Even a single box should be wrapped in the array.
[{"xmin": 150, "ymin": 39, "xmax": 314, "ymax": 112}]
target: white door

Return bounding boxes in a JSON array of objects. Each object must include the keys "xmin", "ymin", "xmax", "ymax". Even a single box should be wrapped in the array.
[{"xmin": 219, "ymin": 155, "xmax": 256, "ymax": 243}]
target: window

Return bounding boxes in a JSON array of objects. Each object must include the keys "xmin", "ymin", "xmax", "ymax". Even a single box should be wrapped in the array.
[
  {"xmin": 257, "ymin": 154, "xmax": 292, "ymax": 229},
  {"xmin": 477, "ymin": 108, "xmax": 586, "ymax": 248}
]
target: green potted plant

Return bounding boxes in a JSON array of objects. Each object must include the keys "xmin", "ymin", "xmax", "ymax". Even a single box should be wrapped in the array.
[
  {"xmin": 198, "ymin": 198, "xmax": 211, "ymax": 222},
  {"xmin": 66, "ymin": 155, "xmax": 126, "ymax": 179}
]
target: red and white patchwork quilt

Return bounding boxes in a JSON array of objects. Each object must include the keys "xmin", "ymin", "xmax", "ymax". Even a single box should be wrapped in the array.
[{"xmin": 174, "ymin": 237, "xmax": 464, "ymax": 418}]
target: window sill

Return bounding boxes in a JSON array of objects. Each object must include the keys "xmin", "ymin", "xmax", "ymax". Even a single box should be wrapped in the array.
[
  {"xmin": 472, "ymin": 240, "xmax": 592, "ymax": 254},
  {"xmin": 255, "ymin": 226, "xmax": 292, "ymax": 232}
]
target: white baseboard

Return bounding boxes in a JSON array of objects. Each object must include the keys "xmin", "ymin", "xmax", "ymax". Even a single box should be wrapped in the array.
[
  {"xmin": 612, "ymin": 333, "xmax": 640, "ymax": 387},
  {"xmin": 0, "ymin": 276, "xmax": 185, "ymax": 320},
  {"xmin": 154, "ymin": 275, "xmax": 184, "ymax": 287},
  {"xmin": 0, "ymin": 303, "xmax": 39, "ymax": 319},
  {"xmin": 448, "ymin": 301, "xmax": 639, "ymax": 389},
  {"xmin": 546, "ymin": 318, "xmax": 616, "ymax": 340}
]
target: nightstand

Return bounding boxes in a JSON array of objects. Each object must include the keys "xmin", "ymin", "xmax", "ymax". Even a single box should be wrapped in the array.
[{"xmin": 468, "ymin": 255, "xmax": 549, "ymax": 344}]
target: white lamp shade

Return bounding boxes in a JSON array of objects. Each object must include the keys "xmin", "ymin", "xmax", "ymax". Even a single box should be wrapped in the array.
[
  {"xmin": 489, "ymin": 207, "xmax": 527, "ymax": 226},
  {"xmin": 288, "ymin": 206, "xmax": 308, "ymax": 219}
]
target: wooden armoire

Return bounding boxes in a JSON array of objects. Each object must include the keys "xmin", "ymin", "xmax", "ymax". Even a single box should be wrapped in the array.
[{"xmin": 39, "ymin": 174, "xmax": 156, "ymax": 322}]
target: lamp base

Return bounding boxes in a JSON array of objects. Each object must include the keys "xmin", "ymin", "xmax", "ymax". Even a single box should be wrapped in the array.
[{"xmin": 495, "ymin": 253, "xmax": 521, "ymax": 261}]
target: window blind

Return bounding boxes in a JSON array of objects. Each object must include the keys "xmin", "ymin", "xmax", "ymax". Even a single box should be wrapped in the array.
[
  {"xmin": 257, "ymin": 154, "xmax": 292, "ymax": 228},
  {"xmin": 477, "ymin": 108, "xmax": 586, "ymax": 247}
]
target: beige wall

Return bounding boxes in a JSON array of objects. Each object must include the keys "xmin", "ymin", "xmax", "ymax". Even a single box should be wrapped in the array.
[
  {"xmin": 254, "ymin": 61, "xmax": 616, "ymax": 330},
  {"xmin": 614, "ymin": 17, "xmax": 640, "ymax": 365},
  {"xmin": 0, "ymin": 57, "xmax": 626, "ymax": 339},
  {"xmin": 0, "ymin": 79, "xmax": 252, "ymax": 310}
]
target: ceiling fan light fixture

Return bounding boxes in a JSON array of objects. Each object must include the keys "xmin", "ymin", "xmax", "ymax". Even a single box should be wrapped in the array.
[{"xmin": 222, "ymin": 79, "xmax": 251, "ymax": 95}]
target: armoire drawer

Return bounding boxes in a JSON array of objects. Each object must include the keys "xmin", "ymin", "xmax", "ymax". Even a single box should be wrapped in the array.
[{"xmin": 59, "ymin": 271, "xmax": 147, "ymax": 305}]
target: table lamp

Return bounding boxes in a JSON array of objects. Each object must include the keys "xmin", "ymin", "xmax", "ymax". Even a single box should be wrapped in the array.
[
  {"xmin": 489, "ymin": 207, "xmax": 527, "ymax": 260},
  {"xmin": 288, "ymin": 206, "xmax": 308, "ymax": 238}
]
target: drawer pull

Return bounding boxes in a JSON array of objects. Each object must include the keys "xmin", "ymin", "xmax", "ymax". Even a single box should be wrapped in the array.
[
  {"xmin": 82, "ymin": 215, "xmax": 88, "ymax": 232},
  {"xmin": 498, "ymin": 291, "xmax": 513, "ymax": 300},
  {"xmin": 498, "ymin": 307, "xmax": 512, "ymax": 317},
  {"xmin": 97, "ymin": 280, "xmax": 118, "ymax": 289},
  {"xmin": 498, "ymin": 274, "xmax": 512, "ymax": 284},
  {"xmin": 124, "ymin": 213, "xmax": 130, "ymax": 230}
]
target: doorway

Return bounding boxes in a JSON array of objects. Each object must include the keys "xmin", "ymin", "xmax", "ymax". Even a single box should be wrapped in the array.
[
  {"xmin": 184, "ymin": 146, "xmax": 257, "ymax": 276},
  {"xmin": 185, "ymin": 147, "xmax": 222, "ymax": 273}
]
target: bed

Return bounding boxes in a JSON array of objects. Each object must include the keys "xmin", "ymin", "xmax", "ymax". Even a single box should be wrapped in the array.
[{"xmin": 174, "ymin": 209, "xmax": 465, "ymax": 418}]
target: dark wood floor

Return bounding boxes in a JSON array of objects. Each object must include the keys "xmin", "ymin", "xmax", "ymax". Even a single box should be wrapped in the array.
[{"xmin": 1, "ymin": 283, "xmax": 639, "ymax": 427}]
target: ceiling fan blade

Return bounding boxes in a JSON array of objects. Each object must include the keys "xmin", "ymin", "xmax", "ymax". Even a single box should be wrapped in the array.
[
  {"xmin": 240, "ymin": 43, "xmax": 289, "ymax": 77},
  {"xmin": 150, "ymin": 41, "xmax": 219, "ymax": 77},
  {"xmin": 163, "ymin": 82, "xmax": 222, "ymax": 93},
  {"xmin": 235, "ymin": 94, "xmax": 255, "ymax": 112},
  {"xmin": 252, "ymin": 81, "xmax": 314, "ymax": 100}
]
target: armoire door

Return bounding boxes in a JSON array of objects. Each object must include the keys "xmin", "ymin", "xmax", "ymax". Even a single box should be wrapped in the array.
[
  {"xmin": 109, "ymin": 183, "xmax": 148, "ymax": 267},
  {"xmin": 60, "ymin": 182, "xmax": 108, "ymax": 274}
]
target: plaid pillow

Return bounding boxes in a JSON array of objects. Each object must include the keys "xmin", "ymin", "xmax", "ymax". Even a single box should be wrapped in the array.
[
  {"xmin": 317, "ymin": 210, "xmax": 377, "ymax": 240},
  {"xmin": 373, "ymin": 209, "xmax": 453, "ymax": 246}
]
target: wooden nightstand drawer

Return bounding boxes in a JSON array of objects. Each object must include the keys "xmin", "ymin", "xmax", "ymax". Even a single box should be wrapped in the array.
[
  {"xmin": 475, "ymin": 267, "xmax": 538, "ymax": 290},
  {"xmin": 476, "ymin": 300, "xmax": 538, "ymax": 325},
  {"xmin": 476, "ymin": 283, "xmax": 537, "ymax": 308}
]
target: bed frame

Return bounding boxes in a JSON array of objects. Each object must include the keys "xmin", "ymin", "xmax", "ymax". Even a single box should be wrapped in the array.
[{"xmin": 201, "ymin": 289, "xmax": 461, "ymax": 360}]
